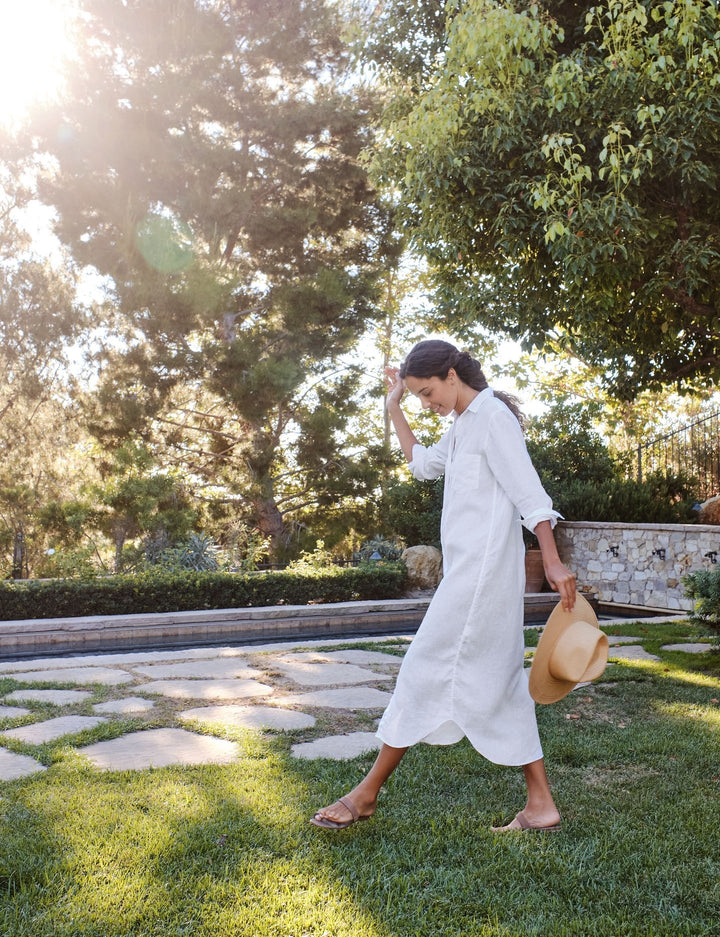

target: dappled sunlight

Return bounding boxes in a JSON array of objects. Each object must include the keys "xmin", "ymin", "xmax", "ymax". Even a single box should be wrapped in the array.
[
  {"xmin": 605, "ymin": 657, "xmax": 720, "ymax": 691},
  {"xmin": 652, "ymin": 700, "xmax": 720, "ymax": 732}
]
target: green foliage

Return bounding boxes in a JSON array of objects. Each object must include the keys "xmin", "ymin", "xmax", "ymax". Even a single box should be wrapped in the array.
[
  {"xmin": 369, "ymin": 0, "xmax": 720, "ymax": 397},
  {"xmin": 526, "ymin": 403, "xmax": 619, "ymax": 487},
  {"xmin": 379, "ymin": 476, "xmax": 444, "ymax": 547},
  {"xmin": 146, "ymin": 532, "xmax": 222, "ymax": 573},
  {"xmin": 683, "ymin": 567, "xmax": 720, "ymax": 644},
  {"xmin": 286, "ymin": 539, "xmax": 336, "ymax": 574},
  {"xmin": 525, "ymin": 401, "xmax": 700, "ymax": 526},
  {"xmin": 552, "ymin": 471, "xmax": 699, "ymax": 524},
  {"xmin": 0, "ymin": 564, "xmax": 408, "ymax": 621},
  {"xmin": 356, "ymin": 537, "xmax": 403, "ymax": 562}
]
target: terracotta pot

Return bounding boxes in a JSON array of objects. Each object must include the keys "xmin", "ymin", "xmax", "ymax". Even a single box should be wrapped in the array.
[{"xmin": 524, "ymin": 549, "xmax": 546, "ymax": 593}]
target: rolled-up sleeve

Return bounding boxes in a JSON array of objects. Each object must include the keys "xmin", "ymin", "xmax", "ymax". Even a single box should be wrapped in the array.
[
  {"xmin": 484, "ymin": 407, "xmax": 562, "ymax": 532},
  {"xmin": 408, "ymin": 431, "xmax": 451, "ymax": 480}
]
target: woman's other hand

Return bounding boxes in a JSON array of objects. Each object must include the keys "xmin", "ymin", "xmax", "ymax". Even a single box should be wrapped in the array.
[
  {"xmin": 384, "ymin": 366, "xmax": 406, "ymax": 409},
  {"xmin": 544, "ymin": 559, "xmax": 576, "ymax": 612}
]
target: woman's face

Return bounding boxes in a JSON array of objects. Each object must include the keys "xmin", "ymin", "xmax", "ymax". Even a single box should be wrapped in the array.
[{"xmin": 404, "ymin": 371, "xmax": 459, "ymax": 416}]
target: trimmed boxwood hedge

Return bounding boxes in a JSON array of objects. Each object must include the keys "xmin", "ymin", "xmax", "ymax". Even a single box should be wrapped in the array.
[{"xmin": 0, "ymin": 563, "xmax": 408, "ymax": 622}]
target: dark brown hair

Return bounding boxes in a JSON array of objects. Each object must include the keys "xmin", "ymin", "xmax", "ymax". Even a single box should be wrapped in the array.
[{"xmin": 399, "ymin": 339, "xmax": 525, "ymax": 427}]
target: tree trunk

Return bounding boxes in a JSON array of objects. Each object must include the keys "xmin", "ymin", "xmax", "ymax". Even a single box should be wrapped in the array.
[
  {"xmin": 113, "ymin": 520, "xmax": 127, "ymax": 573},
  {"xmin": 253, "ymin": 496, "xmax": 287, "ymax": 558},
  {"xmin": 11, "ymin": 524, "xmax": 26, "ymax": 579}
]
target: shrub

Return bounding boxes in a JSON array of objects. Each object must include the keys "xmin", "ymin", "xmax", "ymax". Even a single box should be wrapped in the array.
[
  {"xmin": 0, "ymin": 563, "xmax": 407, "ymax": 621},
  {"xmin": 356, "ymin": 537, "xmax": 403, "ymax": 562},
  {"xmin": 379, "ymin": 477, "xmax": 443, "ymax": 547},
  {"xmin": 682, "ymin": 568, "xmax": 720, "ymax": 646},
  {"xmin": 553, "ymin": 471, "xmax": 699, "ymax": 524}
]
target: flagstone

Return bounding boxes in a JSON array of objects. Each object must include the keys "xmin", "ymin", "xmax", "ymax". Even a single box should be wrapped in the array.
[
  {"xmin": 78, "ymin": 727, "xmax": 239, "ymax": 771},
  {"xmin": 291, "ymin": 731, "xmax": 381, "ymax": 761},
  {"xmin": 130, "ymin": 659, "xmax": 260, "ymax": 680},
  {"xmin": 93, "ymin": 697, "xmax": 156, "ymax": 715},
  {"xmin": 138, "ymin": 678, "xmax": 274, "ymax": 700},
  {"xmin": 0, "ymin": 748, "xmax": 46, "ymax": 780},
  {"xmin": 3, "ymin": 689, "xmax": 92, "ymax": 706},
  {"xmin": 6, "ymin": 667, "xmax": 134, "ymax": 686},
  {"xmin": 0, "ymin": 647, "xmax": 248, "ymax": 673},
  {"xmin": 660, "ymin": 643, "xmax": 713, "ymax": 653},
  {"xmin": 608, "ymin": 645, "xmax": 660, "ymax": 661},
  {"xmin": 271, "ymin": 659, "xmax": 392, "ymax": 687},
  {"xmin": 179, "ymin": 704, "xmax": 315, "ymax": 731},
  {"xmin": 0, "ymin": 705, "xmax": 31, "ymax": 718},
  {"xmin": 2, "ymin": 715, "xmax": 107, "ymax": 744},
  {"xmin": 605, "ymin": 635, "xmax": 648, "ymax": 645},
  {"xmin": 275, "ymin": 686, "xmax": 392, "ymax": 709},
  {"xmin": 285, "ymin": 649, "xmax": 403, "ymax": 667}
]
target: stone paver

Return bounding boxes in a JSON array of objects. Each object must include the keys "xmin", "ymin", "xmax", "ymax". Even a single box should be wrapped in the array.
[
  {"xmin": 179, "ymin": 704, "xmax": 315, "ymax": 731},
  {"xmin": 0, "ymin": 647, "xmax": 246, "ymax": 672},
  {"xmin": 605, "ymin": 635, "xmax": 647, "ymax": 645},
  {"xmin": 2, "ymin": 715, "xmax": 107, "ymax": 744},
  {"xmin": 78, "ymin": 727, "xmax": 239, "ymax": 771},
  {"xmin": 138, "ymin": 678, "xmax": 274, "ymax": 700},
  {"xmin": 0, "ymin": 748, "xmax": 46, "ymax": 780},
  {"xmin": 661, "ymin": 643, "xmax": 713, "ymax": 653},
  {"xmin": 3, "ymin": 689, "xmax": 92, "ymax": 706},
  {"xmin": 0, "ymin": 704, "xmax": 31, "ymax": 718},
  {"xmin": 287, "ymin": 649, "xmax": 402, "ymax": 667},
  {"xmin": 130, "ymin": 659, "xmax": 260, "ymax": 680},
  {"xmin": 6, "ymin": 667, "xmax": 134, "ymax": 686},
  {"xmin": 291, "ymin": 731, "xmax": 381, "ymax": 760},
  {"xmin": 272, "ymin": 659, "xmax": 392, "ymax": 687},
  {"xmin": 608, "ymin": 645, "xmax": 660, "ymax": 661},
  {"xmin": 93, "ymin": 697, "xmax": 156, "ymax": 715},
  {"xmin": 276, "ymin": 687, "xmax": 393, "ymax": 709}
]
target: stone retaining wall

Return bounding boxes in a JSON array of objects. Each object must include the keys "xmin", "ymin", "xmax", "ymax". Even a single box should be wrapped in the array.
[{"xmin": 555, "ymin": 521, "xmax": 720, "ymax": 611}]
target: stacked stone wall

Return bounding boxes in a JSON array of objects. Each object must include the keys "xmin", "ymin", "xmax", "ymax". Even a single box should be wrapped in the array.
[{"xmin": 555, "ymin": 521, "xmax": 720, "ymax": 611}]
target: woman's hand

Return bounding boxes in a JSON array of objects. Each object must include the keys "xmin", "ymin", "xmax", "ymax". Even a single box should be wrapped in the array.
[
  {"xmin": 544, "ymin": 559, "xmax": 576, "ymax": 612},
  {"xmin": 384, "ymin": 366, "xmax": 406, "ymax": 409}
]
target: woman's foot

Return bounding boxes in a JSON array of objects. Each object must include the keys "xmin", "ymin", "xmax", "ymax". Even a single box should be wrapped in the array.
[
  {"xmin": 491, "ymin": 808, "xmax": 562, "ymax": 833},
  {"xmin": 310, "ymin": 788, "xmax": 377, "ymax": 829}
]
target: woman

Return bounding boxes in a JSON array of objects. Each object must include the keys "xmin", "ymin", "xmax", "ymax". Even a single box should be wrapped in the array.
[{"xmin": 311, "ymin": 340, "xmax": 576, "ymax": 833}]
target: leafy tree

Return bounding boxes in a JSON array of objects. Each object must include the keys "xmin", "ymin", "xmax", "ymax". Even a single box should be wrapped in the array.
[
  {"xmin": 0, "ymin": 174, "xmax": 94, "ymax": 577},
  {"xmin": 368, "ymin": 0, "xmax": 720, "ymax": 398},
  {"xmin": 88, "ymin": 442, "xmax": 196, "ymax": 572},
  {"xmin": 19, "ymin": 0, "xmax": 389, "ymax": 556}
]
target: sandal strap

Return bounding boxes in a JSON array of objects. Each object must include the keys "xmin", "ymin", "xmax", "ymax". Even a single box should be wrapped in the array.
[{"xmin": 338, "ymin": 796, "xmax": 359, "ymax": 821}]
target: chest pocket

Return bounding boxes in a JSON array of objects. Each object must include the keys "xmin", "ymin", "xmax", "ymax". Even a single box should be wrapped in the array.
[{"xmin": 450, "ymin": 453, "xmax": 482, "ymax": 490}]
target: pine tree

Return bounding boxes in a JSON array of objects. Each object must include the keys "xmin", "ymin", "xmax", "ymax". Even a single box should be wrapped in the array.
[{"xmin": 24, "ymin": 0, "xmax": 387, "ymax": 555}]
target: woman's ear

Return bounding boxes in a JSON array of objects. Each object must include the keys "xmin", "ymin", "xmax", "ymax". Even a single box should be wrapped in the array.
[{"xmin": 446, "ymin": 367, "xmax": 457, "ymax": 384}]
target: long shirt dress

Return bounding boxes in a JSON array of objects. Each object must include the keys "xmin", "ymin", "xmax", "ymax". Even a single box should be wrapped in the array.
[{"xmin": 376, "ymin": 387, "xmax": 561, "ymax": 766}]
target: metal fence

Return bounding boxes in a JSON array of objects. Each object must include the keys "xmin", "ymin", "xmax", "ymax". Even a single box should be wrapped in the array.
[{"xmin": 636, "ymin": 410, "xmax": 720, "ymax": 500}]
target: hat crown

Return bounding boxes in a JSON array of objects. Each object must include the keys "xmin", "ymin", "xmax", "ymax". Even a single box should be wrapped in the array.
[{"xmin": 549, "ymin": 621, "xmax": 608, "ymax": 684}]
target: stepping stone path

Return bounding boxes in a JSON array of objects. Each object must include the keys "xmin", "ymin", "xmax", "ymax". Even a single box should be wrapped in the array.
[
  {"xmin": 0, "ymin": 627, "xmax": 709, "ymax": 779},
  {"xmin": 0, "ymin": 639, "xmax": 406, "ymax": 777}
]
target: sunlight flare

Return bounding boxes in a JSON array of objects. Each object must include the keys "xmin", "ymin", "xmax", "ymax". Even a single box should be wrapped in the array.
[{"xmin": 0, "ymin": 0, "xmax": 73, "ymax": 128}]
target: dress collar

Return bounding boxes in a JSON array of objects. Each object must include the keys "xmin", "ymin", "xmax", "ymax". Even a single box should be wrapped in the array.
[{"xmin": 452, "ymin": 386, "xmax": 493, "ymax": 418}]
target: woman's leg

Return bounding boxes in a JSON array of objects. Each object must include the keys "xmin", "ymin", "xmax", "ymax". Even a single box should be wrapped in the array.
[
  {"xmin": 491, "ymin": 757, "xmax": 561, "ymax": 831},
  {"xmin": 312, "ymin": 743, "xmax": 408, "ymax": 824}
]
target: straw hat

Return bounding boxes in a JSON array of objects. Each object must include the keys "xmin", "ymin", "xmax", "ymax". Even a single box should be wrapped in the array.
[{"xmin": 529, "ymin": 592, "xmax": 609, "ymax": 704}]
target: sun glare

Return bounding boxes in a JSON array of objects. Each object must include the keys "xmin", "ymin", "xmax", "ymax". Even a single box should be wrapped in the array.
[{"xmin": 0, "ymin": 0, "xmax": 73, "ymax": 128}]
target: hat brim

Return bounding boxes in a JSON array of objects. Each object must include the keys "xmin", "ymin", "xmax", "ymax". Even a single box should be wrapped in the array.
[{"xmin": 529, "ymin": 593, "xmax": 606, "ymax": 704}]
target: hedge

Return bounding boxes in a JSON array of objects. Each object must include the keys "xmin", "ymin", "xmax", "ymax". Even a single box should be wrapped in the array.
[{"xmin": 0, "ymin": 563, "xmax": 408, "ymax": 621}]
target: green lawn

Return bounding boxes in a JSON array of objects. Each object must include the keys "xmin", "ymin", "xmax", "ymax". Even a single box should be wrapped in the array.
[{"xmin": 0, "ymin": 624, "xmax": 718, "ymax": 937}]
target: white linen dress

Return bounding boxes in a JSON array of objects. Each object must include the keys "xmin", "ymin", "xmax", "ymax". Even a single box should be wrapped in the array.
[{"xmin": 376, "ymin": 387, "xmax": 561, "ymax": 766}]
